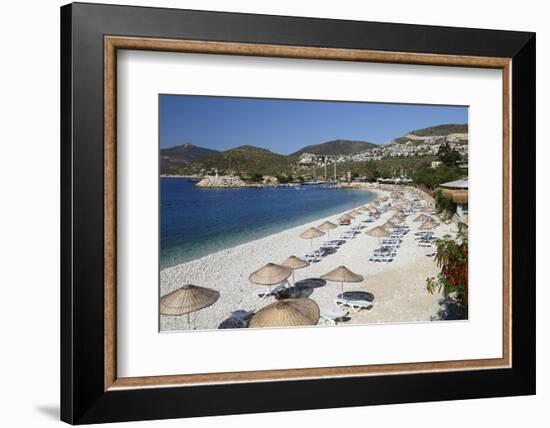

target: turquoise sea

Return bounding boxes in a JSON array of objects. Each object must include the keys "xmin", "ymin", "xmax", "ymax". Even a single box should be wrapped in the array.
[{"xmin": 160, "ymin": 178, "xmax": 375, "ymax": 269}]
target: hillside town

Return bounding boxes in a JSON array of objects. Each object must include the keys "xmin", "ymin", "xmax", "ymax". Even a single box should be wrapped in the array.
[{"xmin": 298, "ymin": 133, "xmax": 468, "ymax": 167}]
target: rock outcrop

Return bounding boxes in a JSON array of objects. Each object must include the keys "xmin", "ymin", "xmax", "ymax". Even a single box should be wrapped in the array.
[{"xmin": 195, "ymin": 175, "xmax": 248, "ymax": 188}]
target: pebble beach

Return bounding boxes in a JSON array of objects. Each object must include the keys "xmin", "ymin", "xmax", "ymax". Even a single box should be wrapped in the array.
[{"xmin": 160, "ymin": 186, "xmax": 458, "ymax": 332}]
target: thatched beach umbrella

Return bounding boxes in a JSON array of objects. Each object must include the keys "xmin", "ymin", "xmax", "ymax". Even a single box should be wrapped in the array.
[
  {"xmin": 389, "ymin": 216, "xmax": 404, "ymax": 225},
  {"xmin": 350, "ymin": 209, "xmax": 363, "ymax": 217},
  {"xmin": 338, "ymin": 214, "xmax": 353, "ymax": 225},
  {"xmin": 381, "ymin": 221, "xmax": 396, "ymax": 231},
  {"xmin": 418, "ymin": 219, "xmax": 439, "ymax": 230},
  {"xmin": 321, "ymin": 265, "xmax": 364, "ymax": 293},
  {"xmin": 318, "ymin": 220, "xmax": 337, "ymax": 238},
  {"xmin": 281, "ymin": 256, "xmax": 310, "ymax": 284},
  {"xmin": 160, "ymin": 284, "xmax": 220, "ymax": 327},
  {"xmin": 300, "ymin": 227, "xmax": 325, "ymax": 248},
  {"xmin": 249, "ymin": 298, "xmax": 320, "ymax": 328},
  {"xmin": 413, "ymin": 213, "xmax": 431, "ymax": 223},
  {"xmin": 249, "ymin": 263, "xmax": 292, "ymax": 286},
  {"xmin": 366, "ymin": 225, "xmax": 390, "ymax": 245}
]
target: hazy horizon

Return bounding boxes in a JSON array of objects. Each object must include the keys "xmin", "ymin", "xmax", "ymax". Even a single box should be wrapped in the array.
[{"xmin": 160, "ymin": 94, "xmax": 468, "ymax": 154}]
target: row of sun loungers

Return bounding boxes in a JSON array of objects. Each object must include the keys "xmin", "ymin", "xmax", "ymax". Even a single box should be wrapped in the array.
[
  {"xmin": 415, "ymin": 231, "xmax": 437, "ymax": 257},
  {"xmin": 246, "ymin": 200, "xmax": 444, "ymax": 328},
  {"xmin": 362, "ymin": 214, "xmax": 380, "ymax": 223},
  {"xmin": 303, "ymin": 223, "xmax": 366, "ymax": 263},
  {"xmin": 369, "ymin": 224, "xmax": 410, "ymax": 263}
]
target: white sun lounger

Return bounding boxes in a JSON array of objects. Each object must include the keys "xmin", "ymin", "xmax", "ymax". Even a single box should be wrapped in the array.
[
  {"xmin": 254, "ymin": 282, "xmax": 287, "ymax": 300},
  {"xmin": 335, "ymin": 297, "xmax": 374, "ymax": 312},
  {"xmin": 229, "ymin": 310, "xmax": 254, "ymax": 327},
  {"xmin": 303, "ymin": 252, "xmax": 321, "ymax": 262},
  {"xmin": 320, "ymin": 307, "xmax": 350, "ymax": 325}
]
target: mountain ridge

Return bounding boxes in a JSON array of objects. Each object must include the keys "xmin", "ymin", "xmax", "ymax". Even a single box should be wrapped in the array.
[
  {"xmin": 160, "ymin": 143, "xmax": 219, "ymax": 173},
  {"xmin": 292, "ymin": 139, "xmax": 378, "ymax": 156},
  {"xmin": 160, "ymin": 123, "xmax": 467, "ymax": 174},
  {"xmin": 406, "ymin": 123, "xmax": 468, "ymax": 137},
  {"xmin": 389, "ymin": 123, "xmax": 468, "ymax": 145}
]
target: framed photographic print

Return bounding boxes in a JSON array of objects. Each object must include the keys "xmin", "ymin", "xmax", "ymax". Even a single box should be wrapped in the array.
[{"xmin": 61, "ymin": 2, "xmax": 536, "ymax": 424}]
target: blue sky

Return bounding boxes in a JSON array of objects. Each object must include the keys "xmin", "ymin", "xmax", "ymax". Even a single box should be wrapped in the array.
[{"xmin": 159, "ymin": 95, "xmax": 468, "ymax": 154}]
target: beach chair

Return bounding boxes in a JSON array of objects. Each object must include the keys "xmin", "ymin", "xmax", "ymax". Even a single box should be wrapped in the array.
[
  {"xmin": 303, "ymin": 251, "xmax": 321, "ymax": 263},
  {"xmin": 255, "ymin": 282, "xmax": 286, "ymax": 300},
  {"xmin": 228, "ymin": 310, "xmax": 254, "ymax": 327},
  {"xmin": 320, "ymin": 307, "xmax": 350, "ymax": 325},
  {"xmin": 335, "ymin": 296, "xmax": 374, "ymax": 312}
]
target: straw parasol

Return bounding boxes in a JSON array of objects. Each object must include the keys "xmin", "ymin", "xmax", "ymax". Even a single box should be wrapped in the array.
[
  {"xmin": 366, "ymin": 225, "xmax": 390, "ymax": 245},
  {"xmin": 281, "ymin": 256, "xmax": 310, "ymax": 284},
  {"xmin": 389, "ymin": 216, "xmax": 404, "ymax": 225},
  {"xmin": 249, "ymin": 263, "xmax": 291, "ymax": 286},
  {"xmin": 381, "ymin": 221, "xmax": 396, "ymax": 231},
  {"xmin": 249, "ymin": 298, "xmax": 320, "ymax": 328},
  {"xmin": 321, "ymin": 265, "xmax": 364, "ymax": 293},
  {"xmin": 338, "ymin": 214, "xmax": 353, "ymax": 225},
  {"xmin": 418, "ymin": 219, "xmax": 439, "ymax": 230},
  {"xmin": 350, "ymin": 209, "xmax": 363, "ymax": 217},
  {"xmin": 160, "ymin": 284, "xmax": 220, "ymax": 327},
  {"xmin": 413, "ymin": 213, "xmax": 431, "ymax": 223},
  {"xmin": 300, "ymin": 227, "xmax": 325, "ymax": 248},
  {"xmin": 318, "ymin": 220, "xmax": 337, "ymax": 238}
]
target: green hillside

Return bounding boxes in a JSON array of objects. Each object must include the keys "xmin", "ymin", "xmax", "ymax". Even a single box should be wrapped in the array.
[
  {"xmin": 183, "ymin": 145, "xmax": 297, "ymax": 176},
  {"xmin": 292, "ymin": 139, "xmax": 378, "ymax": 156},
  {"xmin": 160, "ymin": 143, "xmax": 219, "ymax": 174},
  {"xmin": 408, "ymin": 123, "xmax": 468, "ymax": 136}
]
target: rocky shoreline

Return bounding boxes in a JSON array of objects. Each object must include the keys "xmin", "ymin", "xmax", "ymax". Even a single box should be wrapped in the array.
[{"xmin": 195, "ymin": 175, "xmax": 248, "ymax": 188}]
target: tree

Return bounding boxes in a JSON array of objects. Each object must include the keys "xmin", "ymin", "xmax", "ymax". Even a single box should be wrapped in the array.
[
  {"xmin": 411, "ymin": 162, "xmax": 463, "ymax": 189},
  {"xmin": 275, "ymin": 174, "xmax": 291, "ymax": 184},
  {"xmin": 243, "ymin": 172, "xmax": 263, "ymax": 183},
  {"xmin": 426, "ymin": 225, "xmax": 468, "ymax": 305},
  {"xmin": 438, "ymin": 143, "xmax": 462, "ymax": 166}
]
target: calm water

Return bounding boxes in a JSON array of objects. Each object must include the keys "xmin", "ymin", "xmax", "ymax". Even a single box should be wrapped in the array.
[{"xmin": 160, "ymin": 178, "xmax": 375, "ymax": 269}]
